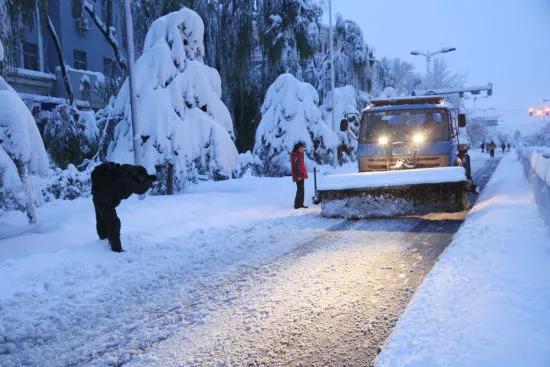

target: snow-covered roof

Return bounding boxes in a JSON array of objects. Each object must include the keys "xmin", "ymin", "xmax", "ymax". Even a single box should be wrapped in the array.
[
  {"xmin": 18, "ymin": 93, "xmax": 91, "ymax": 108},
  {"xmin": 14, "ymin": 68, "xmax": 56, "ymax": 81}
]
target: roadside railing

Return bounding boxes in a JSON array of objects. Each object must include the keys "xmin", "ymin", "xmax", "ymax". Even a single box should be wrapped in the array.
[{"xmin": 518, "ymin": 147, "xmax": 550, "ymax": 228}]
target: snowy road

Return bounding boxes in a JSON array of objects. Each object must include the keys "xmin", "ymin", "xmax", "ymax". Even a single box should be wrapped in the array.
[
  {"xmin": 128, "ymin": 158, "xmax": 500, "ymax": 367},
  {"xmin": 0, "ymin": 156, "xmax": 501, "ymax": 366},
  {"xmin": 131, "ymin": 218, "xmax": 462, "ymax": 366}
]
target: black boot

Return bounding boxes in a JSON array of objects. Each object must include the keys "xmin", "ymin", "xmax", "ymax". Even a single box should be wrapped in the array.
[{"xmin": 109, "ymin": 235, "xmax": 124, "ymax": 252}]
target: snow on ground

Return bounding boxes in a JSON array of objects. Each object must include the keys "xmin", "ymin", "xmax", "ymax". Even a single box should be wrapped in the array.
[
  {"xmin": 0, "ymin": 167, "xmax": 348, "ymax": 366},
  {"xmin": 376, "ymin": 153, "xmax": 550, "ymax": 367}
]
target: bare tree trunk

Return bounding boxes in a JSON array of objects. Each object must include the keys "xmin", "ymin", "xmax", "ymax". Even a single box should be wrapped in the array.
[
  {"xmin": 46, "ymin": 15, "xmax": 74, "ymax": 104},
  {"xmin": 82, "ymin": 0, "xmax": 127, "ymax": 75}
]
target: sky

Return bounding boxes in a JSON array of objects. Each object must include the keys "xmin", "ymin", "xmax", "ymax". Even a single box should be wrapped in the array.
[{"xmin": 323, "ymin": 0, "xmax": 550, "ymax": 135}]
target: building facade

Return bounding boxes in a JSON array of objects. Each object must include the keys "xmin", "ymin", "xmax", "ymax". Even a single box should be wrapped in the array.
[{"xmin": 6, "ymin": 0, "xmax": 127, "ymax": 110}]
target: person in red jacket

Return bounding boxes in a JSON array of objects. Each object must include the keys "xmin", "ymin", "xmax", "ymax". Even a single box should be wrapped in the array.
[{"xmin": 291, "ymin": 142, "xmax": 308, "ymax": 209}]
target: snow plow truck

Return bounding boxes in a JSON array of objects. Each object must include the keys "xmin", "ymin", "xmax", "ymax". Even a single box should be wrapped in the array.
[{"xmin": 314, "ymin": 95, "xmax": 472, "ymax": 218}]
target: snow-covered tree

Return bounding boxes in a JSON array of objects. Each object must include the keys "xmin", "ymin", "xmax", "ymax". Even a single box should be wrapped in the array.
[
  {"xmin": 38, "ymin": 105, "xmax": 99, "ymax": 169},
  {"xmin": 466, "ymin": 118, "xmax": 489, "ymax": 148},
  {"xmin": 102, "ymin": 8, "xmax": 239, "ymax": 188},
  {"xmin": 254, "ymin": 73, "xmax": 338, "ymax": 176},
  {"xmin": 423, "ymin": 57, "xmax": 465, "ymax": 91},
  {"xmin": 0, "ymin": 0, "xmax": 8, "ymax": 44},
  {"xmin": 321, "ymin": 85, "xmax": 359, "ymax": 163},
  {"xmin": 376, "ymin": 57, "xmax": 421, "ymax": 96},
  {"xmin": 334, "ymin": 15, "xmax": 373, "ymax": 91},
  {"xmin": 260, "ymin": 0, "xmax": 322, "ymax": 80},
  {"xmin": 0, "ymin": 40, "xmax": 49, "ymax": 222}
]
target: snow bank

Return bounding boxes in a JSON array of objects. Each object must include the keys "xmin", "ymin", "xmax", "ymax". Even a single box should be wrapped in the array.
[
  {"xmin": 317, "ymin": 167, "xmax": 466, "ymax": 191},
  {"xmin": 376, "ymin": 155, "xmax": 550, "ymax": 367},
  {"xmin": 518, "ymin": 147, "xmax": 550, "ymax": 228},
  {"xmin": 106, "ymin": 8, "xmax": 238, "ymax": 185},
  {"xmin": 254, "ymin": 73, "xmax": 339, "ymax": 176},
  {"xmin": 321, "ymin": 85, "xmax": 359, "ymax": 162}
]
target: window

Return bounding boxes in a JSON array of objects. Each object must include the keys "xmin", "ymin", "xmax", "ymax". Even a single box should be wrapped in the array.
[
  {"xmin": 73, "ymin": 50, "xmax": 87, "ymax": 70},
  {"xmin": 360, "ymin": 109, "xmax": 451, "ymax": 144},
  {"xmin": 101, "ymin": 0, "xmax": 112, "ymax": 28},
  {"xmin": 23, "ymin": 42, "xmax": 38, "ymax": 70},
  {"xmin": 103, "ymin": 57, "xmax": 116, "ymax": 79}
]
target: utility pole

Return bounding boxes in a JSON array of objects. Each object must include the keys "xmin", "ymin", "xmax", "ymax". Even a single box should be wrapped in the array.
[
  {"xmin": 124, "ymin": 0, "xmax": 142, "ymax": 168},
  {"xmin": 35, "ymin": 0, "xmax": 44, "ymax": 72},
  {"xmin": 124, "ymin": 0, "xmax": 144, "ymax": 199},
  {"xmin": 328, "ymin": 0, "xmax": 336, "ymax": 132}
]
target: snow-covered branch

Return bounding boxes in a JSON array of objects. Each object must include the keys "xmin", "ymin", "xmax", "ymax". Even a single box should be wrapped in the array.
[
  {"xmin": 46, "ymin": 15, "xmax": 74, "ymax": 104},
  {"xmin": 82, "ymin": 0, "xmax": 127, "ymax": 75}
]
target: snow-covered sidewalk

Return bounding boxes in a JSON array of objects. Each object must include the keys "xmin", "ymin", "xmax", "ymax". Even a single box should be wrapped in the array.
[
  {"xmin": 0, "ymin": 169, "xmax": 350, "ymax": 366},
  {"xmin": 377, "ymin": 153, "xmax": 550, "ymax": 367}
]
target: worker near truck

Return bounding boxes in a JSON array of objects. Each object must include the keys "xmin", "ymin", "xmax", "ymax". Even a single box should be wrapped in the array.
[
  {"xmin": 488, "ymin": 141, "xmax": 497, "ymax": 158},
  {"xmin": 457, "ymin": 145, "xmax": 477, "ymax": 193},
  {"xmin": 291, "ymin": 142, "xmax": 308, "ymax": 209}
]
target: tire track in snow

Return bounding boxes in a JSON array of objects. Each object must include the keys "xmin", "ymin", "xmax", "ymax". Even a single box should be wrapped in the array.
[{"xmin": 124, "ymin": 158, "xmax": 502, "ymax": 366}]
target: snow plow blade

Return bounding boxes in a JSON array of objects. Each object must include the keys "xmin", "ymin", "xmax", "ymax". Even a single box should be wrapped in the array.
[{"xmin": 316, "ymin": 167, "xmax": 468, "ymax": 219}]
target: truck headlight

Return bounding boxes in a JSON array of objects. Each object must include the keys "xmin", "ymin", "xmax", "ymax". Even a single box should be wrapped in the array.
[
  {"xmin": 413, "ymin": 133, "xmax": 425, "ymax": 144},
  {"xmin": 378, "ymin": 136, "xmax": 389, "ymax": 146}
]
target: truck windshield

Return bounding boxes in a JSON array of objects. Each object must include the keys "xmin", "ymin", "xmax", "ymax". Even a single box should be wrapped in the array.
[{"xmin": 359, "ymin": 109, "xmax": 450, "ymax": 144}]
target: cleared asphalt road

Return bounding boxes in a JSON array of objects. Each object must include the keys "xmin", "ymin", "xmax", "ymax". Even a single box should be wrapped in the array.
[{"xmin": 128, "ymin": 158, "xmax": 501, "ymax": 367}]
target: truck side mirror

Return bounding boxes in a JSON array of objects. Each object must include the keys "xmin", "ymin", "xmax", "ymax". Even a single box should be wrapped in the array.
[
  {"xmin": 340, "ymin": 118, "xmax": 349, "ymax": 132},
  {"xmin": 458, "ymin": 113, "xmax": 466, "ymax": 128}
]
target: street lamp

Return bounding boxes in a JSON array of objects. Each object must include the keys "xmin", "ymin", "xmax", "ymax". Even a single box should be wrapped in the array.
[{"xmin": 410, "ymin": 47, "xmax": 456, "ymax": 74}]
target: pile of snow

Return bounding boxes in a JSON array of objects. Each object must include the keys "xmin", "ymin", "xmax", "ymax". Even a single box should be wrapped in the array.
[
  {"xmin": 321, "ymin": 85, "xmax": 360, "ymax": 163},
  {"xmin": 376, "ymin": 155, "xmax": 550, "ymax": 367},
  {"xmin": 317, "ymin": 167, "xmax": 466, "ymax": 191},
  {"xmin": 104, "ymin": 8, "xmax": 238, "ymax": 186},
  {"xmin": 518, "ymin": 147, "xmax": 550, "ymax": 227},
  {"xmin": 377, "ymin": 86, "xmax": 399, "ymax": 99},
  {"xmin": 254, "ymin": 73, "xmax": 338, "ymax": 176},
  {"xmin": 0, "ymin": 45, "xmax": 49, "ymax": 220}
]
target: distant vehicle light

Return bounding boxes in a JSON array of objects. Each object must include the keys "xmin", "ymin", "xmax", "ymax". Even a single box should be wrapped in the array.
[
  {"xmin": 529, "ymin": 108, "xmax": 534, "ymax": 116},
  {"xmin": 536, "ymin": 109, "xmax": 544, "ymax": 116},
  {"xmin": 544, "ymin": 107, "xmax": 550, "ymax": 115},
  {"xmin": 413, "ymin": 133, "xmax": 425, "ymax": 144},
  {"xmin": 378, "ymin": 136, "xmax": 389, "ymax": 146}
]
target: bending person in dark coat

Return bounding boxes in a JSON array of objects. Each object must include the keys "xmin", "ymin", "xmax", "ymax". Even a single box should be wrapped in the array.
[{"xmin": 91, "ymin": 162, "xmax": 156, "ymax": 252}]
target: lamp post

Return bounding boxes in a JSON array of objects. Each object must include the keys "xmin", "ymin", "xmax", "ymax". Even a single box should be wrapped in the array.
[
  {"xmin": 328, "ymin": 0, "xmax": 336, "ymax": 132},
  {"xmin": 124, "ymin": 0, "xmax": 145, "ymax": 199},
  {"xmin": 124, "ymin": 0, "xmax": 142, "ymax": 168},
  {"xmin": 410, "ymin": 47, "xmax": 456, "ymax": 75}
]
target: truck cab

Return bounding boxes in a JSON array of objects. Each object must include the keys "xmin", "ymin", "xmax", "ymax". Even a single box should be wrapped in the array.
[{"xmin": 342, "ymin": 96, "xmax": 466, "ymax": 173}]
